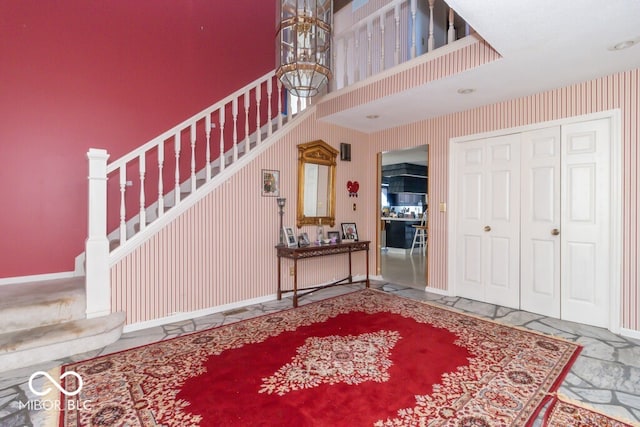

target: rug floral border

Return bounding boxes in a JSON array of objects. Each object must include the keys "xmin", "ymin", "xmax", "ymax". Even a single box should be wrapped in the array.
[{"xmin": 59, "ymin": 289, "xmax": 582, "ymax": 426}]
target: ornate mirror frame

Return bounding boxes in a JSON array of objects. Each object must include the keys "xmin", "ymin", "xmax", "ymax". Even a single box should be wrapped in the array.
[{"xmin": 297, "ymin": 139, "xmax": 338, "ymax": 228}]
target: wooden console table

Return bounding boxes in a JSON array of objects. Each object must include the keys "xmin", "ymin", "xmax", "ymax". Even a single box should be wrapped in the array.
[{"xmin": 276, "ymin": 240, "xmax": 370, "ymax": 307}]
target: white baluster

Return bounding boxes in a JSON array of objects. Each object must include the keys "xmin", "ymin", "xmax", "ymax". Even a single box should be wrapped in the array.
[
  {"xmin": 139, "ymin": 153, "xmax": 146, "ymax": 231},
  {"xmin": 296, "ymin": 95, "xmax": 302, "ymax": 114},
  {"xmin": 366, "ymin": 20, "xmax": 373, "ymax": 78},
  {"xmin": 158, "ymin": 142, "xmax": 164, "ymax": 216},
  {"xmin": 277, "ymin": 79, "xmax": 283, "ymax": 129},
  {"xmin": 394, "ymin": 4, "xmax": 400, "ymax": 65},
  {"xmin": 205, "ymin": 115, "xmax": 212, "ymax": 181},
  {"xmin": 331, "ymin": 38, "xmax": 337, "ymax": 91},
  {"xmin": 244, "ymin": 92, "xmax": 250, "ymax": 154},
  {"xmin": 379, "ymin": 13, "xmax": 386, "ymax": 72},
  {"xmin": 343, "ymin": 37, "xmax": 349, "ymax": 87},
  {"xmin": 286, "ymin": 91, "xmax": 292, "ymax": 123},
  {"xmin": 219, "ymin": 106, "xmax": 226, "ymax": 171},
  {"xmin": 119, "ymin": 167, "xmax": 127, "ymax": 244},
  {"xmin": 174, "ymin": 134, "xmax": 181, "ymax": 203},
  {"xmin": 232, "ymin": 98, "xmax": 238, "ymax": 162},
  {"xmin": 190, "ymin": 124, "xmax": 196, "ymax": 193},
  {"xmin": 410, "ymin": 0, "xmax": 417, "ymax": 58},
  {"xmin": 354, "ymin": 28, "xmax": 360, "ymax": 82},
  {"xmin": 267, "ymin": 78, "xmax": 273, "ymax": 137},
  {"xmin": 255, "ymin": 83, "xmax": 262, "ymax": 145},
  {"xmin": 447, "ymin": 8, "xmax": 456, "ymax": 44},
  {"xmin": 428, "ymin": 0, "xmax": 435, "ymax": 52},
  {"xmin": 86, "ymin": 148, "xmax": 110, "ymax": 318}
]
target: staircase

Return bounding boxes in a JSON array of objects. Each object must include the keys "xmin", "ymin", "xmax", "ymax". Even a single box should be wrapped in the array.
[
  {"xmin": 0, "ymin": 0, "xmax": 469, "ymax": 373},
  {"xmin": 0, "ymin": 277, "xmax": 125, "ymax": 373}
]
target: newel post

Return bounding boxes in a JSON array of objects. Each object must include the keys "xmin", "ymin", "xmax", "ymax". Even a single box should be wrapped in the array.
[{"xmin": 86, "ymin": 148, "xmax": 111, "ymax": 318}]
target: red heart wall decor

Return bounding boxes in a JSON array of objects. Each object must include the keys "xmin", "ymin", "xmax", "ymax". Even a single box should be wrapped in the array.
[{"xmin": 347, "ymin": 180, "xmax": 359, "ymax": 197}]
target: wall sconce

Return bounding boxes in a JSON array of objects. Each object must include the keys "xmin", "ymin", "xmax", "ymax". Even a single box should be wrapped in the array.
[{"xmin": 340, "ymin": 143, "xmax": 351, "ymax": 161}]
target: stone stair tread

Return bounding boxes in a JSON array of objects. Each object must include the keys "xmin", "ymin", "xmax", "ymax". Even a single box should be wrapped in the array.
[
  {"xmin": 0, "ymin": 276, "xmax": 84, "ymax": 310},
  {"xmin": 0, "ymin": 277, "xmax": 86, "ymax": 335},
  {"xmin": 0, "ymin": 312, "xmax": 125, "ymax": 373}
]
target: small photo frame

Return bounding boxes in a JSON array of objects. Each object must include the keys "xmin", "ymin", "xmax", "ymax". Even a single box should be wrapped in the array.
[
  {"xmin": 298, "ymin": 232, "xmax": 311, "ymax": 247},
  {"xmin": 262, "ymin": 169, "xmax": 280, "ymax": 197},
  {"xmin": 327, "ymin": 230, "xmax": 341, "ymax": 243},
  {"xmin": 341, "ymin": 223, "xmax": 358, "ymax": 241},
  {"xmin": 283, "ymin": 226, "xmax": 297, "ymax": 247}
]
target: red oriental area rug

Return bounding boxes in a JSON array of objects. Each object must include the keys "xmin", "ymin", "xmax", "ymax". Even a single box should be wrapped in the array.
[
  {"xmin": 59, "ymin": 289, "xmax": 581, "ymax": 426},
  {"xmin": 543, "ymin": 394, "xmax": 639, "ymax": 427}
]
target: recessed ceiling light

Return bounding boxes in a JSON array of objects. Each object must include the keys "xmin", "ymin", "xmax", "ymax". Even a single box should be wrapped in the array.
[
  {"xmin": 608, "ymin": 38, "xmax": 639, "ymax": 51},
  {"xmin": 366, "ymin": 114, "xmax": 380, "ymax": 119},
  {"xmin": 457, "ymin": 88, "xmax": 475, "ymax": 94}
]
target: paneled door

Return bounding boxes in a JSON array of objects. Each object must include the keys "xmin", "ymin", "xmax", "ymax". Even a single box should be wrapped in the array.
[
  {"xmin": 455, "ymin": 134, "xmax": 521, "ymax": 309},
  {"xmin": 520, "ymin": 127, "xmax": 561, "ymax": 318},
  {"xmin": 453, "ymin": 118, "xmax": 612, "ymax": 328},
  {"xmin": 560, "ymin": 118, "xmax": 611, "ymax": 328}
]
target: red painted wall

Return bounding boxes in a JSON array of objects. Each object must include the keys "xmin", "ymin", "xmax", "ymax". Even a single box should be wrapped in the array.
[{"xmin": 0, "ymin": 1, "xmax": 275, "ymax": 278}]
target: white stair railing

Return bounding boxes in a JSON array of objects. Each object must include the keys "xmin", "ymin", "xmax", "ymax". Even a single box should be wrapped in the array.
[
  {"xmin": 105, "ymin": 71, "xmax": 290, "ymax": 251},
  {"xmin": 85, "ymin": 0, "xmax": 470, "ymax": 318},
  {"xmin": 332, "ymin": 0, "xmax": 470, "ymax": 91},
  {"xmin": 86, "ymin": 71, "xmax": 301, "ymax": 316}
]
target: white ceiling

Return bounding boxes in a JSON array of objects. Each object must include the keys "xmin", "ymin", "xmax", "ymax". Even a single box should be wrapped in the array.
[
  {"xmin": 382, "ymin": 144, "xmax": 427, "ymax": 166},
  {"xmin": 319, "ymin": 0, "xmax": 640, "ymax": 133}
]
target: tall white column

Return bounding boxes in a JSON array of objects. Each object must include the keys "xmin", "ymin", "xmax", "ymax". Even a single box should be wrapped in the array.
[{"xmin": 86, "ymin": 148, "xmax": 111, "ymax": 318}]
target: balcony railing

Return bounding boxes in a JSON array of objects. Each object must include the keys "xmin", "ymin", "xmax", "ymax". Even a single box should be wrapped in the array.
[{"xmin": 332, "ymin": 0, "xmax": 470, "ymax": 90}]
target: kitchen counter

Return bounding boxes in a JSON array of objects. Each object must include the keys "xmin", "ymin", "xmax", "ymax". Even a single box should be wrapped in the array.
[{"xmin": 383, "ymin": 218, "xmax": 421, "ymax": 249}]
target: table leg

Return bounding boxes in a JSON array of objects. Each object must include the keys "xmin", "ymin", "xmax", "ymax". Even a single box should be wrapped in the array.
[
  {"xmin": 292, "ymin": 259, "xmax": 298, "ymax": 308},
  {"xmin": 365, "ymin": 247, "xmax": 370, "ymax": 288},
  {"xmin": 277, "ymin": 255, "xmax": 282, "ymax": 300}
]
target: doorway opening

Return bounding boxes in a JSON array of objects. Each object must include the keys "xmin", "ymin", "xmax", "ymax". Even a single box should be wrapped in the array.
[{"xmin": 378, "ymin": 145, "xmax": 428, "ymax": 290}]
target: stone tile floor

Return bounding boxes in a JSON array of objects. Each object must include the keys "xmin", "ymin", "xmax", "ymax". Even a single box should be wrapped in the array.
[{"xmin": 1, "ymin": 282, "xmax": 639, "ymax": 426}]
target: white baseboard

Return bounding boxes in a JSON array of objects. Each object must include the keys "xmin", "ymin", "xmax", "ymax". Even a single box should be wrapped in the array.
[
  {"xmin": 620, "ymin": 327, "xmax": 640, "ymax": 341},
  {"xmin": 122, "ymin": 294, "xmax": 278, "ymax": 333},
  {"xmin": 425, "ymin": 286, "xmax": 452, "ymax": 296},
  {"xmin": 122, "ymin": 275, "xmax": 376, "ymax": 334},
  {"xmin": 0, "ymin": 271, "xmax": 79, "ymax": 287}
]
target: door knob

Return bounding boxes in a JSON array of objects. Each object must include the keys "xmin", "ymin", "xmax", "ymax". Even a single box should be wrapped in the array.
[
  {"xmin": 551, "ymin": 228, "xmax": 560, "ymax": 236},
  {"xmin": 484, "ymin": 225, "xmax": 491, "ymax": 232}
]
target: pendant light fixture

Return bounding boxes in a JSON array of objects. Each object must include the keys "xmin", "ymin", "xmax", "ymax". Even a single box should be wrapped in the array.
[{"xmin": 276, "ymin": 0, "xmax": 332, "ymax": 98}]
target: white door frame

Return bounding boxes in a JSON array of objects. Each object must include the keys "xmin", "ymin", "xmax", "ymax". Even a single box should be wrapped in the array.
[{"xmin": 448, "ymin": 109, "xmax": 622, "ymax": 334}]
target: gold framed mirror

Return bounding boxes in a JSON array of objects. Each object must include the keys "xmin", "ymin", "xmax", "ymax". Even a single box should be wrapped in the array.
[{"xmin": 297, "ymin": 140, "xmax": 338, "ymax": 228}]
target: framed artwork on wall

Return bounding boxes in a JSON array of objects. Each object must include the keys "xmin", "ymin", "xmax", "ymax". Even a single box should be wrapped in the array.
[{"xmin": 262, "ymin": 169, "xmax": 280, "ymax": 196}]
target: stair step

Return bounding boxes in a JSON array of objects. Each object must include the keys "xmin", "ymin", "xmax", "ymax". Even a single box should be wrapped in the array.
[
  {"xmin": 0, "ymin": 312, "xmax": 125, "ymax": 373},
  {"xmin": 0, "ymin": 277, "xmax": 85, "ymax": 335}
]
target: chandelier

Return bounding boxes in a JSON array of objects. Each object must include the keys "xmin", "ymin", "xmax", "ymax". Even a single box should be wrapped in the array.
[{"xmin": 276, "ymin": 0, "xmax": 332, "ymax": 98}]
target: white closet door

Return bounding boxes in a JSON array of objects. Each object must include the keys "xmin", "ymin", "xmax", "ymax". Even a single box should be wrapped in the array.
[
  {"xmin": 561, "ymin": 118, "xmax": 611, "ymax": 328},
  {"xmin": 520, "ymin": 127, "xmax": 561, "ymax": 317},
  {"xmin": 456, "ymin": 140, "xmax": 485, "ymax": 302},
  {"xmin": 456, "ymin": 134, "xmax": 521, "ymax": 309}
]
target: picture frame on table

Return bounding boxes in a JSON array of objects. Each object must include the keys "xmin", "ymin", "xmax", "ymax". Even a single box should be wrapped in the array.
[
  {"xmin": 341, "ymin": 223, "xmax": 358, "ymax": 241},
  {"xmin": 327, "ymin": 231, "xmax": 341, "ymax": 243},
  {"xmin": 261, "ymin": 169, "xmax": 280, "ymax": 197},
  {"xmin": 298, "ymin": 232, "xmax": 311, "ymax": 247},
  {"xmin": 283, "ymin": 226, "xmax": 297, "ymax": 247}
]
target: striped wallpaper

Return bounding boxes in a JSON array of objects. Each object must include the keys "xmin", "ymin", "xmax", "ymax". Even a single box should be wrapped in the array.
[
  {"xmin": 317, "ymin": 36, "xmax": 501, "ymax": 119},
  {"xmin": 366, "ymin": 69, "xmax": 640, "ymax": 331},
  {"xmin": 111, "ymin": 63, "xmax": 639, "ymax": 333}
]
